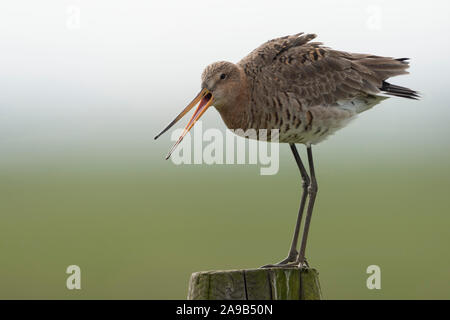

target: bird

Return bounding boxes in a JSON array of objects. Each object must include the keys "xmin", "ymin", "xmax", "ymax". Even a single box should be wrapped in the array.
[{"xmin": 154, "ymin": 33, "xmax": 418, "ymax": 268}]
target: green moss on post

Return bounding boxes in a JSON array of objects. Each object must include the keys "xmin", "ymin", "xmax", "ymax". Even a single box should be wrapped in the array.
[{"xmin": 187, "ymin": 268, "xmax": 322, "ymax": 300}]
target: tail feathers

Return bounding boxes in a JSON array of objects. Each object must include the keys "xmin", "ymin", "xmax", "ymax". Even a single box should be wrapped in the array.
[
  {"xmin": 380, "ymin": 81, "xmax": 420, "ymax": 100},
  {"xmin": 396, "ymin": 57, "xmax": 410, "ymax": 63},
  {"xmin": 357, "ymin": 56, "xmax": 410, "ymax": 81}
]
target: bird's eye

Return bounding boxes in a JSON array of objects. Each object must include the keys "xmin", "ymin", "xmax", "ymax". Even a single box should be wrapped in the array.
[{"xmin": 220, "ymin": 73, "xmax": 226, "ymax": 80}]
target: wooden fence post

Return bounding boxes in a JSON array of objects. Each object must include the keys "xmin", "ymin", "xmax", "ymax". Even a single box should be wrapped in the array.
[{"xmin": 187, "ymin": 267, "xmax": 322, "ymax": 300}]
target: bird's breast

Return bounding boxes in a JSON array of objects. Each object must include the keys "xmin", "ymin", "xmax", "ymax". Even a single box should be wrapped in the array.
[{"xmin": 242, "ymin": 102, "xmax": 356, "ymax": 145}]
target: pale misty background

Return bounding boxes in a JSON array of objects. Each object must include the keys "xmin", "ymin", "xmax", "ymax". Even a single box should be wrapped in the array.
[
  {"xmin": 1, "ymin": 0, "xmax": 449, "ymax": 165},
  {"xmin": 1, "ymin": 0, "xmax": 449, "ymax": 299}
]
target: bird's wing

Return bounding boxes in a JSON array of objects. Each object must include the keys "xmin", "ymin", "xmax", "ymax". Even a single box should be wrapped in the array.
[{"xmin": 239, "ymin": 33, "xmax": 413, "ymax": 108}]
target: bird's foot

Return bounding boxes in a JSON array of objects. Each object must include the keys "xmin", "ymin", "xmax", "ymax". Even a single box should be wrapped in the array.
[
  {"xmin": 260, "ymin": 252, "xmax": 310, "ymax": 269},
  {"xmin": 260, "ymin": 251, "xmax": 297, "ymax": 268},
  {"xmin": 301, "ymin": 258, "xmax": 310, "ymax": 269},
  {"xmin": 260, "ymin": 262, "xmax": 299, "ymax": 269}
]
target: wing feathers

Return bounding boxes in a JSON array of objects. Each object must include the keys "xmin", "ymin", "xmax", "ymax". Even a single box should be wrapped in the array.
[{"xmin": 239, "ymin": 33, "xmax": 418, "ymax": 109}]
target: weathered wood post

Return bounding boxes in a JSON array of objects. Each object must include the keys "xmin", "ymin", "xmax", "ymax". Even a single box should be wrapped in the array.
[{"xmin": 187, "ymin": 268, "xmax": 322, "ymax": 300}]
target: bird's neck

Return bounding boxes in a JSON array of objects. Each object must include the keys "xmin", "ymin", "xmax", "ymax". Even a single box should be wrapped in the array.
[{"xmin": 214, "ymin": 71, "xmax": 251, "ymax": 131}]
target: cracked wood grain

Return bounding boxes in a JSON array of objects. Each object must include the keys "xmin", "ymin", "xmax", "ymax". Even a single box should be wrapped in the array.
[{"xmin": 187, "ymin": 268, "xmax": 321, "ymax": 300}]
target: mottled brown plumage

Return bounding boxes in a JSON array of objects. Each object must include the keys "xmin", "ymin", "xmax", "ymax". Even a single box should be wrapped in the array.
[
  {"xmin": 155, "ymin": 33, "xmax": 418, "ymax": 268},
  {"xmin": 202, "ymin": 32, "xmax": 417, "ymax": 145},
  {"xmin": 156, "ymin": 32, "xmax": 417, "ymax": 150}
]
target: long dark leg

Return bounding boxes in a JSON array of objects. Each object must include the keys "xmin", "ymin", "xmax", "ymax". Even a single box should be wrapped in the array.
[
  {"xmin": 279, "ymin": 144, "xmax": 310, "ymax": 263},
  {"xmin": 296, "ymin": 145, "xmax": 318, "ymax": 266},
  {"xmin": 261, "ymin": 143, "xmax": 310, "ymax": 267}
]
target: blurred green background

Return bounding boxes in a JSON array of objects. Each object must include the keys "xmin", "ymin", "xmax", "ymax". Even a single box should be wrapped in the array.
[
  {"xmin": 1, "ymin": 0, "xmax": 450, "ymax": 299},
  {"xmin": 1, "ymin": 146, "xmax": 450, "ymax": 299}
]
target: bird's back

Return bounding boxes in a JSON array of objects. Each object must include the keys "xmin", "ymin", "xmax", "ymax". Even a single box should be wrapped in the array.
[{"xmin": 237, "ymin": 33, "xmax": 418, "ymax": 144}]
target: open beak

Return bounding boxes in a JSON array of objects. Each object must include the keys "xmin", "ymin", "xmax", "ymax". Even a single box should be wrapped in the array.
[{"xmin": 154, "ymin": 88, "xmax": 214, "ymax": 159}]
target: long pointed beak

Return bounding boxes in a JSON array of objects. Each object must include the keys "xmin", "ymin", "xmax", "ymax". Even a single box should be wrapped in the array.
[{"xmin": 154, "ymin": 88, "xmax": 214, "ymax": 159}]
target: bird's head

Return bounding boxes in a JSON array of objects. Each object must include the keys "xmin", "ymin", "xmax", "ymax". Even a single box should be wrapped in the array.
[
  {"xmin": 154, "ymin": 61, "xmax": 245, "ymax": 159},
  {"xmin": 201, "ymin": 61, "xmax": 243, "ymax": 109}
]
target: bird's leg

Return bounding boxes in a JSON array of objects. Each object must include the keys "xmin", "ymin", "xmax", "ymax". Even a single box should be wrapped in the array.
[
  {"xmin": 296, "ymin": 145, "xmax": 318, "ymax": 268},
  {"xmin": 281, "ymin": 144, "xmax": 310, "ymax": 263},
  {"xmin": 261, "ymin": 143, "xmax": 310, "ymax": 268}
]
